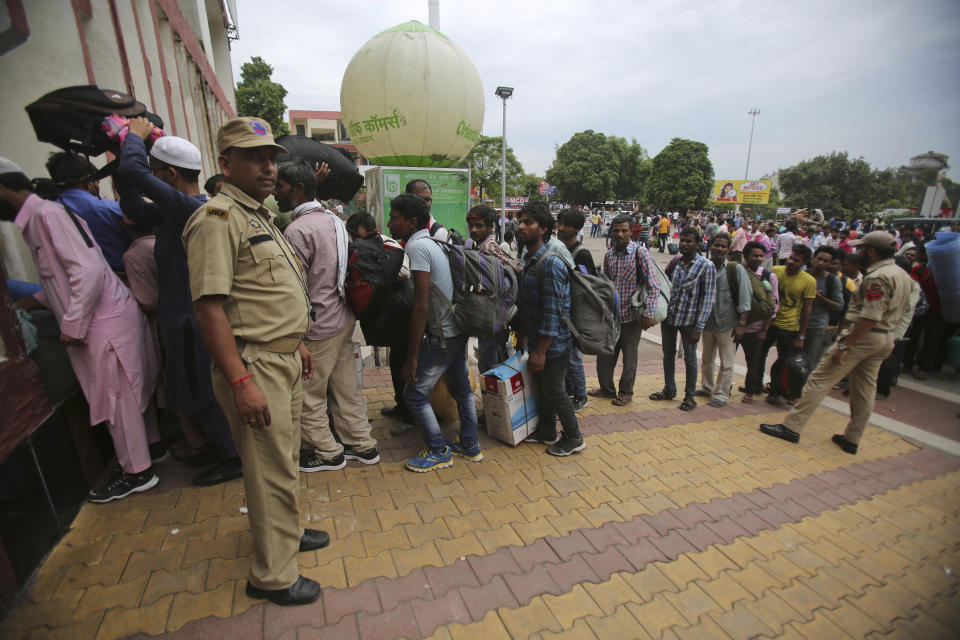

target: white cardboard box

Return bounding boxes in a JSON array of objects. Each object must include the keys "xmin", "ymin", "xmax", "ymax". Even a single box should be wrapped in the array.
[{"xmin": 482, "ymin": 351, "xmax": 539, "ymax": 446}]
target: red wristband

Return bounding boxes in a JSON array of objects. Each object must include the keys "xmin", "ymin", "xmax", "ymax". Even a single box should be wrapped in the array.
[{"xmin": 230, "ymin": 373, "xmax": 254, "ymax": 387}]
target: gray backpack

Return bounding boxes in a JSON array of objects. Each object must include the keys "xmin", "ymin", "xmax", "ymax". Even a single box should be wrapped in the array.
[{"xmin": 535, "ymin": 251, "xmax": 620, "ymax": 356}]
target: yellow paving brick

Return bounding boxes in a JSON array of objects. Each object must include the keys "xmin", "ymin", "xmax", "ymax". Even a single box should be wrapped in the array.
[
  {"xmin": 538, "ymin": 617, "xmax": 598, "ymax": 640},
  {"xmin": 543, "ymin": 585, "xmax": 605, "ymax": 630},
  {"xmin": 745, "ymin": 531, "xmax": 790, "ymax": 560},
  {"xmin": 821, "ymin": 600, "xmax": 887, "ymax": 638},
  {"xmin": 659, "ymin": 555, "xmax": 710, "ymax": 590},
  {"xmin": 519, "ymin": 496, "xmax": 561, "ymax": 521},
  {"xmin": 167, "ymin": 581, "xmax": 234, "ymax": 631},
  {"xmin": 788, "ymin": 608, "xmax": 855, "ymax": 640},
  {"xmin": 1, "ymin": 591, "xmax": 84, "ymax": 635},
  {"xmin": 436, "ymin": 532, "xmax": 486, "ymax": 565},
  {"xmin": 209, "ymin": 515, "xmax": 247, "ymax": 541},
  {"xmin": 361, "ymin": 526, "xmax": 411, "ymax": 556},
  {"xmin": 229, "ymin": 578, "xmax": 259, "ymax": 615},
  {"xmin": 391, "ymin": 541, "xmax": 444, "ymax": 577},
  {"xmin": 622, "ymin": 563, "xmax": 679, "ymax": 600},
  {"xmin": 575, "ymin": 487, "xmax": 619, "ymax": 509},
  {"xmin": 582, "ymin": 574, "xmax": 639, "ymax": 615},
  {"xmin": 610, "ymin": 499, "xmax": 653, "ymax": 520},
  {"xmin": 627, "ymin": 592, "xmax": 690, "ymax": 640},
  {"xmin": 579, "ymin": 504, "xmax": 620, "ymax": 528},
  {"xmin": 55, "ymin": 556, "xmax": 128, "ymax": 598},
  {"xmin": 696, "ymin": 572, "xmax": 753, "ymax": 611},
  {"xmin": 664, "ymin": 582, "xmax": 725, "ymax": 626},
  {"xmin": 476, "ymin": 523, "xmax": 524, "ymax": 554},
  {"xmin": 519, "ymin": 482, "xmax": 559, "ymax": 501},
  {"xmin": 498, "ymin": 596, "xmax": 564, "ymax": 638},
  {"xmin": 513, "ymin": 517, "xmax": 561, "ymax": 545},
  {"xmin": 27, "ymin": 610, "xmax": 105, "ymax": 640},
  {"xmin": 545, "ymin": 510, "xmax": 593, "ymax": 537},
  {"xmin": 672, "ymin": 615, "xmax": 736, "ymax": 640},
  {"xmin": 334, "ymin": 508, "xmax": 381, "ymax": 538},
  {"xmin": 302, "ymin": 557, "xmax": 347, "ymax": 591},
  {"xmin": 452, "ymin": 493, "xmax": 496, "ymax": 515},
  {"xmin": 377, "ymin": 504, "xmax": 422, "ymax": 530},
  {"xmin": 755, "ymin": 553, "xmax": 810, "ymax": 586},
  {"xmin": 690, "ymin": 546, "xmax": 739, "ymax": 580},
  {"xmin": 547, "ymin": 493, "xmax": 592, "ymax": 515},
  {"xmin": 720, "ymin": 539, "xmax": 765, "ymax": 570},
  {"xmin": 728, "ymin": 563, "xmax": 781, "ymax": 599},
  {"xmin": 352, "ymin": 492, "xmax": 395, "ymax": 514},
  {"xmin": 95, "ymin": 594, "xmax": 172, "ymax": 640},
  {"xmin": 74, "ymin": 574, "xmax": 148, "ymax": 619},
  {"xmin": 586, "ymin": 604, "xmax": 653, "ymax": 639},
  {"xmin": 481, "ymin": 504, "xmax": 524, "ymax": 529},
  {"xmin": 448, "ymin": 609, "xmax": 511, "ymax": 639},
  {"xmin": 390, "ymin": 485, "xmax": 433, "ymax": 508},
  {"xmin": 326, "ymin": 531, "xmax": 365, "ymax": 560},
  {"xmin": 142, "ymin": 561, "xmax": 209, "ymax": 604},
  {"xmin": 418, "ymin": 498, "xmax": 461, "ymax": 523},
  {"xmin": 444, "ymin": 511, "xmax": 489, "ymax": 539},
  {"xmin": 205, "ymin": 556, "xmax": 250, "ymax": 590},
  {"xmin": 344, "ymin": 549, "xmax": 397, "ymax": 586}
]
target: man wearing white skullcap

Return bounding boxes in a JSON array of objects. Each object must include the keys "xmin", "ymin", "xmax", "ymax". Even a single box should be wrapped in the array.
[
  {"xmin": 114, "ymin": 117, "xmax": 243, "ymax": 487},
  {"xmin": 0, "ymin": 155, "xmax": 161, "ymax": 502}
]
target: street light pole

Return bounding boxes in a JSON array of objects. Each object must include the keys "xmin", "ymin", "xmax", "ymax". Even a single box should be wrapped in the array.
[
  {"xmin": 745, "ymin": 108, "xmax": 760, "ymax": 179},
  {"xmin": 495, "ymin": 86, "xmax": 513, "ymax": 227}
]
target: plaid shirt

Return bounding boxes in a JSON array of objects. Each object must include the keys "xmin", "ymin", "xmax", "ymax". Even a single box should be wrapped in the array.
[
  {"xmin": 666, "ymin": 253, "xmax": 716, "ymax": 330},
  {"xmin": 603, "ymin": 241, "xmax": 659, "ymax": 324},
  {"xmin": 519, "ymin": 243, "xmax": 571, "ymax": 357}
]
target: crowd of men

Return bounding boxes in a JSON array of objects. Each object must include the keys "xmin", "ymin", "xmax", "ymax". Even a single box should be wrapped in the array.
[{"xmin": 0, "ymin": 114, "xmax": 950, "ymax": 607}]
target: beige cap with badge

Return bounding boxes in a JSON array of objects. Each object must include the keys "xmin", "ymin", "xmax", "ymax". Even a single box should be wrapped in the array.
[{"xmin": 217, "ymin": 117, "xmax": 288, "ymax": 154}]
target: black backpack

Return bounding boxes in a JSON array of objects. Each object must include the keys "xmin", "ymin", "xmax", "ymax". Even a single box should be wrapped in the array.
[
  {"xmin": 344, "ymin": 234, "xmax": 405, "ymax": 322},
  {"xmin": 25, "ymin": 85, "xmax": 162, "ymax": 156}
]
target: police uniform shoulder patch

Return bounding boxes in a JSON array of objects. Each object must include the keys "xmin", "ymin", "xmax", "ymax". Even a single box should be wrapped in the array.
[
  {"xmin": 249, "ymin": 234, "xmax": 274, "ymax": 245},
  {"xmin": 206, "ymin": 207, "xmax": 229, "ymax": 220},
  {"xmin": 865, "ymin": 280, "xmax": 884, "ymax": 301}
]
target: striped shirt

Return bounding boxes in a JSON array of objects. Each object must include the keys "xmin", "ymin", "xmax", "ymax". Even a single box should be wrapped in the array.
[
  {"xmin": 666, "ymin": 253, "xmax": 716, "ymax": 330},
  {"xmin": 602, "ymin": 241, "xmax": 659, "ymax": 324}
]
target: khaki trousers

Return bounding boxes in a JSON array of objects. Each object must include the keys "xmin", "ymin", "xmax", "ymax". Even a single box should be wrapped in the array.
[
  {"xmin": 301, "ymin": 321, "xmax": 375, "ymax": 459},
  {"xmin": 212, "ymin": 344, "xmax": 303, "ymax": 590},
  {"xmin": 784, "ymin": 331, "xmax": 893, "ymax": 444},
  {"xmin": 700, "ymin": 328, "xmax": 736, "ymax": 403}
]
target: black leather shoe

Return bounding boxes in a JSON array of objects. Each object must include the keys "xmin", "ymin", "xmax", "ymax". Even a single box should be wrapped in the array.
[
  {"xmin": 192, "ymin": 458, "xmax": 243, "ymax": 486},
  {"xmin": 299, "ymin": 528, "xmax": 330, "ymax": 551},
  {"xmin": 832, "ymin": 434, "xmax": 859, "ymax": 455},
  {"xmin": 381, "ymin": 405, "xmax": 403, "ymax": 416},
  {"xmin": 245, "ymin": 576, "xmax": 321, "ymax": 606},
  {"xmin": 759, "ymin": 423, "xmax": 799, "ymax": 443}
]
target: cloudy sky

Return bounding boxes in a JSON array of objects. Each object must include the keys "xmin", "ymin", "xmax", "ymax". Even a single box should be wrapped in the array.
[{"xmin": 230, "ymin": 0, "xmax": 960, "ymax": 180}]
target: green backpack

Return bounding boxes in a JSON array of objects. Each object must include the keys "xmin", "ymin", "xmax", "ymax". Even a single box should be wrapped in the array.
[{"xmin": 727, "ymin": 263, "xmax": 775, "ymax": 325}]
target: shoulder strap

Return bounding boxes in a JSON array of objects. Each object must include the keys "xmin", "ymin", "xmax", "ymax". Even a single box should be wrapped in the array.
[
  {"xmin": 57, "ymin": 199, "xmax": 95, "ymax": 248},
  {"xmin": 429, "ymin": 221, "xmax": 443, "ymax": 236}
]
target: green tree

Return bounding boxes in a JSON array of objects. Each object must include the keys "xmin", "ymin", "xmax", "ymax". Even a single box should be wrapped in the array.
[
  {"xmin": 608, "ymin": 136, "xmax": 649, "ymax": 200},
  {"xmin": 457, "ymin": 135, "xmax": 524, "ymax": 203},
  {"xmin": 545, "ymin": 130, "xmax": 619, "ymax": 204},
  {"xmin": 517, "ymin": 172, "xmax": 544, "ymax": 198},
  {"xmin": 647, "ymin": 138, "xmax": 714, "ymax": 211},
  {"xmin": 235, "ymin": 56, "xmax": 290, "ymax": 135},
  {"xmin": 778, "ymin": 152, "xmax": 874, "ymax": 218}
]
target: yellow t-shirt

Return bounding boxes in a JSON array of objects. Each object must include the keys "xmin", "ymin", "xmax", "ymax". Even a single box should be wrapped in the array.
[
  {"xmin": 771, "ymin": 266, "xmax": 817, "ymax": 331},
  {"xmin": 659, "ymin": 217, "xmax": 671, "ymax": 233}
]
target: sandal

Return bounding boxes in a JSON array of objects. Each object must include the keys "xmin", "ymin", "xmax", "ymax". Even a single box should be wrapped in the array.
[
  {"xmin": 612, "ymin": 395, "xmax": 633, "ymax": 406},
  {"xmin": 649, "ymin": 391, "xmax": 676, "ymax": 401},
  {"xmin": 741, "ymin": 394, "xmax": 754, "ymax": 404},
  {"xmin": 679, "ymin": 399, "xmax": 697, "ymax": 411}
]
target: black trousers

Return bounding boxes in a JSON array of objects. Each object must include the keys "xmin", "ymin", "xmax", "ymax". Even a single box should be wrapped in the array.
[
  {"xmin": 531, "ymin": 350, "xmax": 582, "ymax": 442},
  {"xmin": 761, "ymin": 325, "xmax": 799, "ymax": 398},
  {"xmin": 739, "ymin": 331, "xmax": 765, "ymax": 394},
  {"xmin": 389, "ymin": 340, "xmax": 409, "ymax": 412}
]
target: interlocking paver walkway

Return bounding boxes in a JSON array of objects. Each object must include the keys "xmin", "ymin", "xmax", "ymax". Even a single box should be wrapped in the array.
[{"xmin": 2, "ymin": 358, "xmax": 958, "ymax": 640}]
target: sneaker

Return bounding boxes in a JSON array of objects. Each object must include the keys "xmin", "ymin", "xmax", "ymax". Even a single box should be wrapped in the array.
[
  {"xmin": 300, "ymin": 452, "xmax": 347, "ymax": 472},
  {"xmin": 343, "ymin": 446, "xmax": 381, "ymax": 465},
  {"xmin": 546, "ymin": 436, "xmax": 586, "ymax": 457},
  {"xmin": 571, "ymin": 396, "xmax": 588, "ymax": 413},
  {"xmin": 149, "ymin": 443, "xmax": 170, "ymax": 463},
  {"xmin": 405, "ymin": 447, "xmax": 453, "ymax": 473},
  {"xmin": 448, "ymin": 439, "xmax": 483, "ymax": 462},
  {"xmin": 524, "ymin": 430, "xmax": 557, "ymax": 444},
  {"xmin": 88, "ymin": 469, "xmax": 159, "ymax": 503}
]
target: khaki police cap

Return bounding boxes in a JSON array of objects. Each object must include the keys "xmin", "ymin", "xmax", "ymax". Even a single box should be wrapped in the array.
[
  {"xmin": 217, "ymin": 117, "xmax": 288, "ymax": 154},
  {"xmin": 848, "ymin": 231, "xmax": 896, "ymax": 250}
]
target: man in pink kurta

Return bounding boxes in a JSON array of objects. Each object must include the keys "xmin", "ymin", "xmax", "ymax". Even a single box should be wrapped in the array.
[{"xmin": 0, "ymin": 158, "xmax": 161, "ymax": 503}]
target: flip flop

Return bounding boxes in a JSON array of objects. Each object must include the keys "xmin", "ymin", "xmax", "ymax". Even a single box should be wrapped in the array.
[
  {"xmin": 679, "ymin": 399, "xmax": 697, "ymax": 411},
  {"xmin": 649, "ymin": 391, "xmax": 676, "ymax": 401}
]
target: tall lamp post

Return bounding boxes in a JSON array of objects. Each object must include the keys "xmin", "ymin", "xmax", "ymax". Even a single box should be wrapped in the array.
[
  {"xmin": 495, "ymin": 86, "xmax": 513, "ymax": 226},
  {"xmin": 744, "ymin": 108, "xmax": 760, "ymax": 179}
]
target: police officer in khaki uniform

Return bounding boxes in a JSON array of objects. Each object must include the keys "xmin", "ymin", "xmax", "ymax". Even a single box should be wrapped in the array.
[
  {"xmin": 182, "ymin": 117, "xmax": 328, "ymax": 606},
  {"xmin": 759, "ymin": 231, "xmax": 913, "ymax": 454}
]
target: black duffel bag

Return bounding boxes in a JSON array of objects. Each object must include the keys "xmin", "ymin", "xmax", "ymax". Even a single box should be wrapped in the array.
[{"xmin": 275, "ymin": 134, "xmax": 364, "ymax": 202}]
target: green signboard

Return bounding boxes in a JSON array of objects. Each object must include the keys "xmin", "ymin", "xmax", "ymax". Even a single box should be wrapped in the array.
[{"xmin": 369, "ymin": 166, "xmax": 471, "ymax": 237}]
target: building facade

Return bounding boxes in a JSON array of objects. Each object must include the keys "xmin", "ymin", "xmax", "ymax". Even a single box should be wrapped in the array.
[{"xmin": 288, "ymin": 109, "xmax": 368, "ymax": 166}]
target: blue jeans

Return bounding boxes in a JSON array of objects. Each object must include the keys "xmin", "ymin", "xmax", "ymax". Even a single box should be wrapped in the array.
[
  {"xmin": 564, "ymin": 347, "xmax": 586, "ymax": 397},
  {"xmin": 661, "ymin": 321, "xmax": 699, "ymax": 401},
  {"xmin": 477, "ymin": 331, "xmax": 508, "ymax": 375},
  {"xmin": 403, "ymin": 334, "xmax": 479, "ymax": 452}
]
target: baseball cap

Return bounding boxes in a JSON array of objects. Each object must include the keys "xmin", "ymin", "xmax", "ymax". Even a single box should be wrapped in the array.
[
  {"xmin": 150, "ymin": 136, "xmax": 202, "ymax": 171},
  {"xmin": 0, "ymin": 156, "xmax": 23, "ymax": 174},
  {"xmin": 216, "ymin": 117, "xmax": 287, "ymax": 154},
  {"xmin": 848, "ymin": 231, "xmax": 896, "ymax": 250}
]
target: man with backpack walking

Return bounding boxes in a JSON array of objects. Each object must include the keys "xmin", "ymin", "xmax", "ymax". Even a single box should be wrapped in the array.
[
  {"xmin": 276, "ymin": 159, "xmax": 379, "ymax": 472},
  {"xmin": 650, "ymin": 227, "xmax": 715, "ymax": 411},
  {"xmin": 387, "ymin": 194, "xmax": 481, "ymax": 472},
  {"xmin": 516, "ymin": 202, "xmax": 585, "ymax": 456},
  {"xmin": 589, "ymin": 214, "xmax": 660, "ymax": 407},
  {"xmin": 556, "ymin": 208, "xmax": 597, "ymax": 412},
  {"xmin": 696, "ymin": 232, "xmax": 751, "ymax": 408}
]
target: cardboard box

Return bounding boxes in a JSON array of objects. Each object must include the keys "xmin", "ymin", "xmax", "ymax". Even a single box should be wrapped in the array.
[{"xmin": 482, "ymin": 351, "xmax": 539, "ymax": 446}]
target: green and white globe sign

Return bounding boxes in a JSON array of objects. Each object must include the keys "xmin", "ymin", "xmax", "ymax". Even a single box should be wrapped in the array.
[{"xmin": 340, "ymin": 21, "xmax": 484, "ymax": 168}]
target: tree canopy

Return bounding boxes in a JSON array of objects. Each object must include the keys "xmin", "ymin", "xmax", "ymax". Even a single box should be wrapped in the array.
[
  {"xmin": 457, "ymin": 135, "xmax": 524, "ymax": 202},
  {"xmin": 647, "ymin": 138, "xmax": 714, "ymax": 211},
  {"xmin": 235, "ymin": 56, "xmax": 290, "ymax": 136},
  {"xmin": 545, "ymin": 130, "xmax": 647, "ymax": 204}
]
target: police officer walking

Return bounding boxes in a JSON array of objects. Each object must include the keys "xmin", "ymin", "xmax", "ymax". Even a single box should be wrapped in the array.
[
  {"xmin": 183, "ymin": 117, "xmax": 328, "ymax": 605},
  {"xmin": 759, "ymin": 231, "xmax": 913, "ymax": 454}
]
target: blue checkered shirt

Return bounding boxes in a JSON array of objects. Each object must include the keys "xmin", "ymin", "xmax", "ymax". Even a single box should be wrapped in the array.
[
  {"xmin": 666, "ymin": 253, "xmax": 716, "ymax": 330},
  {"xmin": 519, "ymin": 243, "xmax": 572, "ymax": 357}
]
